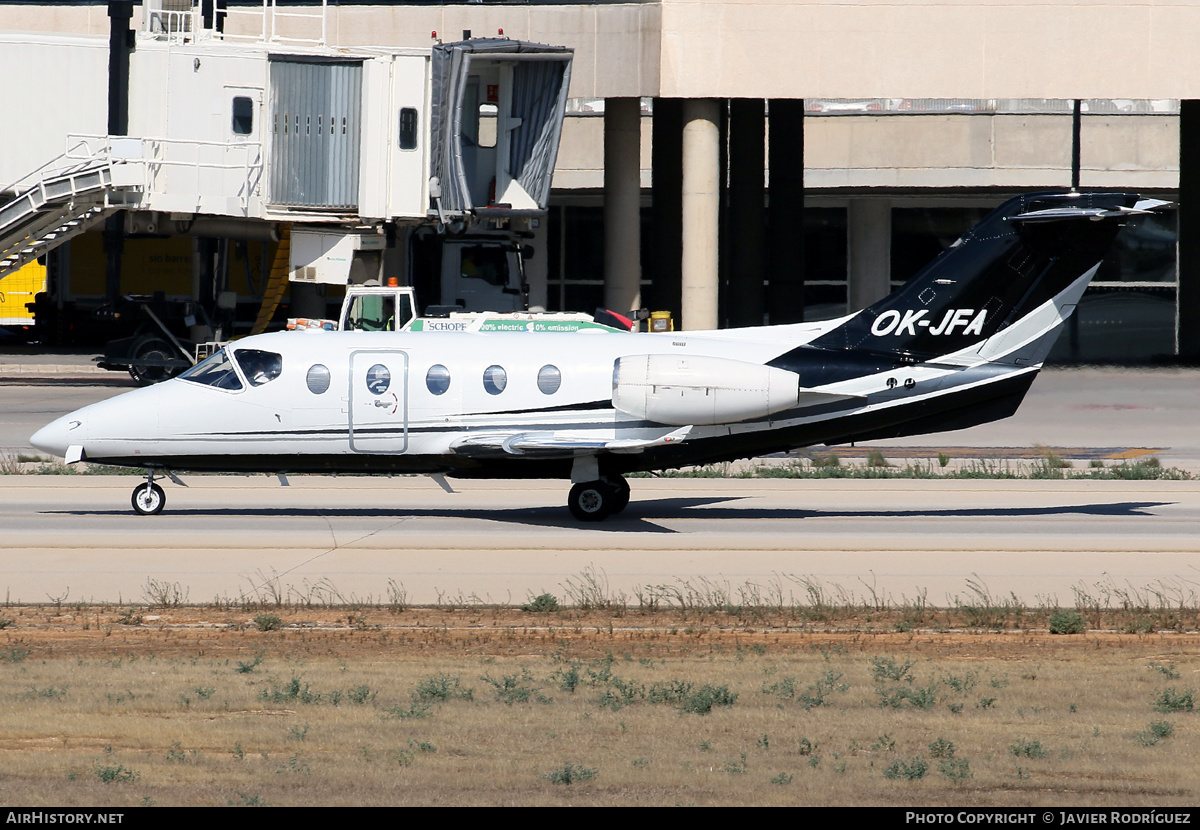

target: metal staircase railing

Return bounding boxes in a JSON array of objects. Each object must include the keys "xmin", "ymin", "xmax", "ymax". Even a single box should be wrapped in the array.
[
  {"xmin": 0, "ymin": 137, "xmax": 146, "ymax": 278},
  {"xmin": 141, "ymin": 1, "xmax": 329, "ymax": 47},
  {"xmin": 0, "ymin": 204, "xmax": 114, "ymax": 278}
]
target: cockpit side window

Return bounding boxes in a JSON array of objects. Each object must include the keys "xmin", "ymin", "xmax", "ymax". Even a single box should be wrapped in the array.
[
  {"xmin": 180, "ymin": 348, "xmax": 243, "ymax": 391},
  {"xmin": 234, "ymin": 349, "xmax": 283, "ymax": 387}
]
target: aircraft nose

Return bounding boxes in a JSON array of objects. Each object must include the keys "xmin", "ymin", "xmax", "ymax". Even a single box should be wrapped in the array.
[{"xmin": 30, "ymin": 414, "xmax": 80, "ymax": 458}]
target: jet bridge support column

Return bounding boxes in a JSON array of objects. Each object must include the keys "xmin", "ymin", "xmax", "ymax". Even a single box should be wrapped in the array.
[
  {"xmin": 767, "ymin": 99, "xmax": 806, "ymax": 323},
  {"xmin": 103, "ymin": 0, "xmax": 133, "ymax": 305},
  {"xmin": 651, "ymin": 98, "xmax": 683, "ymax": 323},
  {"xmin": 727, "ymin": 98, "xmax": 766, "ymax": 328},
  {"xmin": 603, "ymin": 97, "xmax": 642, "ymax": 315},
  {"xmin": 681, "ymin": 98, "xmax": 720, "ymax": 331},
  {"xmin": 1178, "ymin": 99, "xmax": 1200, "ymax": 359}
]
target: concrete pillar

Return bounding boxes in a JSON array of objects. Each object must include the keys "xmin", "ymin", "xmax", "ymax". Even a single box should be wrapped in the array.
[
  {"xmin": 651, "ymin": 98, "xmax": 683, "ymax": 322},
  {"xmin": 847, "ymin": 199, "xmax": 891, "ymax": 312},
  {"xmin": 727, "ymin": 98, "xmax": 766, "ymax": 328},
  {"xmin": 603, "ymin": 97, "xmax": 642, "ymax": 313},
  {"xmin": 1178, "ymin": 100, "xmax": 1200, "ymax": 359},
  {"xmin": 681, "ymin": 98, "xmax": 721, "ymax": 331},
  {"xmin": 767, "ymin": 99, "xmax": 805, "ymax": 323}
]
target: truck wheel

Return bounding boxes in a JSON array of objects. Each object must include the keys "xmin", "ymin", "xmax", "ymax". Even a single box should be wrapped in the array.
[{"xmin": 128, "ymin": 338, "xmax": 174, "ymax": 386}]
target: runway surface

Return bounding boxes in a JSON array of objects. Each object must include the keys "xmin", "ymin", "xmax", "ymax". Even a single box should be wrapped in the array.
[{"xmin": 3, "ymin": 476, "xmax": 1198, "ymax": 608}]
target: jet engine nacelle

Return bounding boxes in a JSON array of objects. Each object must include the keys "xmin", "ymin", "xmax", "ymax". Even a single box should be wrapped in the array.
[{"xmin": 612, "ymin": 354, "xmax": 801, "ymax": 426}]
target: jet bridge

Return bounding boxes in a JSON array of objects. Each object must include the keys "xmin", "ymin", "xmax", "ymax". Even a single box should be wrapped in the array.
[
  {"xmin": 0, "ymin": 0, "xmax": 573, "ymax": 334},
  {"xmin": 428, "ymin": 38, "xmax": 573, "ymax": 222}
]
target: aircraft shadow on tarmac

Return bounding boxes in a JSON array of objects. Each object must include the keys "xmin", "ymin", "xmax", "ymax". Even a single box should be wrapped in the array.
[{"xmin": 56, "ymin": 498, "xmax": 1171, "ymax": 533}]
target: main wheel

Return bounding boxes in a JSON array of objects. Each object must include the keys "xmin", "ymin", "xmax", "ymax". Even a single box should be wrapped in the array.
[
  {"xmin": 128, "ymin": 337, "xmax": 176, "ymax": 386},
  {"xmin": 601, "ymin": 475, "xmax": 631, "ymax": 514},
  {"xmin": 131, "ymin": 481, "xmax": 166, "ymax": 515},
  {"xmin": 568, "ymin": 481, "xmax": 613, "ymax": 522}
]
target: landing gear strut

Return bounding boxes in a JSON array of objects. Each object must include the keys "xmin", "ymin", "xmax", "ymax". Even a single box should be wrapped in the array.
[
  {"xmin": 567, "ymin": 474, "xmax": 630, "ymax": 522},
  {"xmin": 131, "ymin": 470, "xmax": 166, "ymax": 515}
]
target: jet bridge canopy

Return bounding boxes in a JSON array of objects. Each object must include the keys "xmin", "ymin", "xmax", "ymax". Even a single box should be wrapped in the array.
[{"xmin": 429, "ymin": 39, "xmax": 572, "ymax": 221}]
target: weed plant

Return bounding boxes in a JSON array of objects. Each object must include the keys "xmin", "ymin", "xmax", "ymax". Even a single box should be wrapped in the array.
[
  {"xmin": 2, "ymin": 578, "xmax": 1200, "ymax": 805},
  {"xmin": 635, "ymin": 456, "xmax": 1188, "ymax": 481}
]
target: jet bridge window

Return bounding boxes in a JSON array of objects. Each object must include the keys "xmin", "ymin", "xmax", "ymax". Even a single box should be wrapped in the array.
[
  {"xmin": 235, "ymin": 349, "xmax": 283, "ymax": 387},
  {"xmin": 179, "ymin": 348, "xmax": 243, "ymax": 391},
  {"xmin": 399, "ymin": 108, "xmax": 419, "ymax": 151},
  {"xmin": 232, "ymin": 97, "xmax": 254, "ymax": 136},
  {"xmin": 477, "ymin": 103, "xmax": 498, "ymax": 149}
]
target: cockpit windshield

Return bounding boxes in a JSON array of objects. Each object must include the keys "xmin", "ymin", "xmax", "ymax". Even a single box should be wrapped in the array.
[
  {"xmin": 234, "ymin": 349, "xmax": 283, "ymax": 386},
  {"xmin": 179, "ymin": 348, "xmax": 243, "ymax": 391}
]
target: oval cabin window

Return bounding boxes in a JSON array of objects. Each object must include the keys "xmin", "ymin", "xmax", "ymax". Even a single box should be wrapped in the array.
[
  {"xmin": 426, "ymin": 364, "xmax": 451, "ymax": 395},
  {"xmin": 366, "ymin": 364, "xmax": 391, "ymax": 395},
  {"xmin": 482, "ymin": 365, "xmax": 507, "ymax": 395},
  {"xmin": 306, "ymin": 364, "xmax": 331, "ymax": 395},
  {"xmin": 537, "ymin": 365, "xmax": 561, "ymax": 395}
]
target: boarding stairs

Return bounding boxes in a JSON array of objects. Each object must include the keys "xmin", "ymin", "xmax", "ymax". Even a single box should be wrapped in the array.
[{"xmin": 0, "ymin": 140, "xmax": 144, "ymax": 279}]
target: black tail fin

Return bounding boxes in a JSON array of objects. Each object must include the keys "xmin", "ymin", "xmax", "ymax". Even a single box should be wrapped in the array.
[{"xmin": 810, "ymin": 191, "xmax": 1155, "ymax": 360}]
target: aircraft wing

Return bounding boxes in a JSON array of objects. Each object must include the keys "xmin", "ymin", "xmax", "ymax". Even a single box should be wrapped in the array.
[{"xmin": 451, "ymin": 426, "xmax": 693, "ymax": 457}]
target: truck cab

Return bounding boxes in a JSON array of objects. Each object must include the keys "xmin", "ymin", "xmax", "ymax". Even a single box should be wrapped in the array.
[
  {"xmin": 409, "ymin": 229, "xmax": 528, "ymax": 313},
  {"xmin": 338, "ymin": 286, "xmax": 417, "ymax": 332}
]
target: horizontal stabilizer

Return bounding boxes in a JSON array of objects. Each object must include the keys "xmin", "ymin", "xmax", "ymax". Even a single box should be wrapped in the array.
[
  {"xmin": 451, "ymin": 426, "xmax": 692, "ymax": 456},
  {"xmin": 1012, "ymin": 198, "xmax": 1174, "ymax": 223}
]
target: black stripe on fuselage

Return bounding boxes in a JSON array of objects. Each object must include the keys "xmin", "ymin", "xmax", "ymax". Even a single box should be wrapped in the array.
[{"xmin": 177, "ymin": 413, "xmax": 664, "ymax": 440}]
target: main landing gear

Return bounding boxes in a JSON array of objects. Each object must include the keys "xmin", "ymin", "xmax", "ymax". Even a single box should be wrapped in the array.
[{"xmin": 567, "ymin": 474, "xmax": 630, "ymax": 522}]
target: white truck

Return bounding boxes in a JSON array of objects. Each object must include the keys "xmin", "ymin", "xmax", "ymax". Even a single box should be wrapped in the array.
[{"xmin": 293, "ymin": 284, "xmax": 628, "ymax": 335}]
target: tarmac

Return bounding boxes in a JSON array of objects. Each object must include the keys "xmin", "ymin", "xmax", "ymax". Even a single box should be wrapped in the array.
[{"xmin": 4, "ymin": 475, "xmax": 1199, "ymax": 606}]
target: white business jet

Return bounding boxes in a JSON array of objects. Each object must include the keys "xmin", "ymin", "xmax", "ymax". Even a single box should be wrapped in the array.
[{"xmin": 32, "ymin": 192, "xmax": 1168, "ymax": 520}]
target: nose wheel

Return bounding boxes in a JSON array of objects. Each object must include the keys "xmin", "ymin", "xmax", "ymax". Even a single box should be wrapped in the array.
[
  {"xmin": 567, "ymin": 475, "xmax": 630, "ymax": 522},
  {"xmin": 131, "ymin": 473, "xmax": 166, "ymax": 515}
]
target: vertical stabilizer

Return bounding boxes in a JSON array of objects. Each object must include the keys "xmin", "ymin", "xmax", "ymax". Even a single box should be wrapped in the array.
[{"xmin": 810, "ymin": 192, "xmax": 1163, "ymax": 361}]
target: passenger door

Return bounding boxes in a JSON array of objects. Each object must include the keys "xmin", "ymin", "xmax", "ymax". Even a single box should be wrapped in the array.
[{"xmin": 348, "ymin": 350, "xmax": 408, "ymax": 453}]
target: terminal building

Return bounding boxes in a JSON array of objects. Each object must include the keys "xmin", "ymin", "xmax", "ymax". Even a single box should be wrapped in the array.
[{"xmin": 0, "ymin": 0, "xmax": 1194, "ymax": 364}]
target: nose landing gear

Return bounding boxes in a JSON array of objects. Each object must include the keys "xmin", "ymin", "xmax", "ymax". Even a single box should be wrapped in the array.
[
  {"xmin": 130, "ymin": 468, "xmax": 178, "ymax": 515},
  {"xmin": 131, "ymin": 476, "xmax": 166, "ymax": 515}
]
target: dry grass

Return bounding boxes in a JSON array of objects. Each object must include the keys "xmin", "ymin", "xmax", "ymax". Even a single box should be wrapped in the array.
[{"xmin": 0, "ymin": 604, "xmax": 1198, "ymax": 806}]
